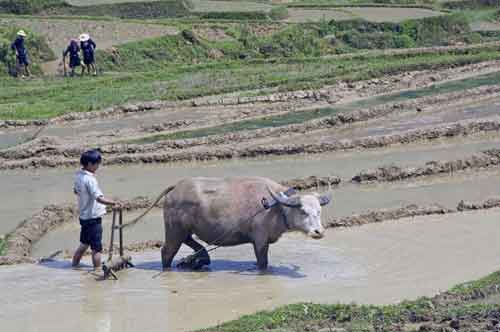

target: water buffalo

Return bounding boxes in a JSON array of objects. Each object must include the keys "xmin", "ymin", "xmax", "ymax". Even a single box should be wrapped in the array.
[{"xmin": 122, "ymin": 176, "xmax": 332, "ymax": 270}]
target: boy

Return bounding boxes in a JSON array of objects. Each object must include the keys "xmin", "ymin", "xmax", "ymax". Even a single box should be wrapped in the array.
[
  {"xmin": 79, "ymin": 33, "xmax": 97, "ymax": 76},
  {"xmin": 10, "ymin": 30, "xmax": 31, "ymax": 78},
  {"xmin": 63, "ymin": 39, "xmax": 81, "ymax": 77},
  {"xmin": 72, "ymin": 150, "xmax": 121, "ymax": 270}
]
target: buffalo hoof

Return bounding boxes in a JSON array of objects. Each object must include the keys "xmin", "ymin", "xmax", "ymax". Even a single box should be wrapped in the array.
[{"xmin": 176, "ymin": 251, "xmax": 211, "ymax": 270}]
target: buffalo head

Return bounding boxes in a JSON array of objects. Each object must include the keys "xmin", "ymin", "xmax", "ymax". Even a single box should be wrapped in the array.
[{"xmin": 268, "ymin": 187, "xmax": 332, "ymax": 239}]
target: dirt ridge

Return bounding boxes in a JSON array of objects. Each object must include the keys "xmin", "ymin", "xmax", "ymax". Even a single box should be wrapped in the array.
[{"xmin": 2, "ymin": 118, "xmax": 500, "ymax": 170}]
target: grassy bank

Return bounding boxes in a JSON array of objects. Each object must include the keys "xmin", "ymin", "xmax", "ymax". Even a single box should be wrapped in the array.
[
  {"xmin": 96, "ymin": 14, "xmax": 476, "ymax": 72},
  {"xmin": 196, "ymin": 270, "xmax": 500, "ymax": 332},
  {"xmin": 2, "ymin": 45, "xmax": 500, "ymax": 120}
]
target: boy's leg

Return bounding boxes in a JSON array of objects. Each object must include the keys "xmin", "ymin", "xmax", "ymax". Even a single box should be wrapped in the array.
[
  {"xmin": 72, "ymin": 243, "xmax": 89, "ymax": 267},
  {"xmin": 91, "ymin": 251, "xmax": 102, "ymax": 270},
  {"xmin": 91, "ymin": 63, "xmax": 97, "ymax": 76},
  {"xmin": 89, "ymin": 220, "xmax": 103, "ymax": 270}
]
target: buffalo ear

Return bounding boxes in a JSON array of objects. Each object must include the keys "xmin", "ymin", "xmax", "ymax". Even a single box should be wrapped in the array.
[{"xmin": 318, "ymin": 192, "xmax": 332, "ymax": 206}]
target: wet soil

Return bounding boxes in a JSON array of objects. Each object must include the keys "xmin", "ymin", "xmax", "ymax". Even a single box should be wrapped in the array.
[{"xmin": 3, "ymin": 209, "xmax": 500, "ymax": 332}]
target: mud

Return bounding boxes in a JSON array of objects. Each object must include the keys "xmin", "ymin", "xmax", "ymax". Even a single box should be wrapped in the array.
[
  {"xmin": 3, "ymin": 209, "xmax": 500, "ymax": 332},
  {"xmin": 0, "ymin": 100, "xmax": 177, "ymax": 129},
  {"xmin": 352, "ymin": 149, "xmax": 500, "ymax": 183},
  {"xmin": 2, "ymin": 114, "xmax": 500, "ymax": 170},
  {"xmin": 3, "ymin": 79, "xmax": 500, "ymax": 167}
]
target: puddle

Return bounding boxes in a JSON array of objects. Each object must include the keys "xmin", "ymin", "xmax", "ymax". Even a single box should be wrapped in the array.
[
  {"xmin": 1, "ymin": 137, "xmax": 499, "ymax": 235},
  {"xmin": 3, "ymin": 209, "xmax": 500, "ymax": 332}
]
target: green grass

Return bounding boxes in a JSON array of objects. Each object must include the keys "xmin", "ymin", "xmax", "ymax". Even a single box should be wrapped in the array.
[
  {"xmin": 2, "ymin": 46, "xmax": 500, "ymax": 120},
  {"xmin": 0, "ymin": 235, "xmax": 6, "ymax": 256},
  {"xmin": 129, "ymin": 107, "xmax": 345, "ymax": 143},
  {"xmin": 195, "ymin": 270, "xmax": 500, "ymax": 332},
  {"xmin": 0, "ymin": 0, "xmax": 191, "ymax": 18}
]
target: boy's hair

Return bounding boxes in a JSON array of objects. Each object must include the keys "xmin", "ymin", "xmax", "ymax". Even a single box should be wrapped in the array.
[{"xmin": 80, "ymin": 149, "xmax": 102, "ymax": 166}]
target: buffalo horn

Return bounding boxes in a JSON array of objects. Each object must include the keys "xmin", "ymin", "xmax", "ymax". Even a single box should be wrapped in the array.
[{"xmin": 267, "ymin": 186, "xmax": 302, "ymax": 208}]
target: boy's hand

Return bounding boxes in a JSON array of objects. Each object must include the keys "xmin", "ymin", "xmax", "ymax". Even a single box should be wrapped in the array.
[{"xmin": 113, "ymin": 201, "xmax": 123, "ymax": 210}]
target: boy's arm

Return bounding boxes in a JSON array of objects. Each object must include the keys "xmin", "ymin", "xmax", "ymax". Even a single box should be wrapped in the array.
[
  {"xmin": 87, "ymin": 178, "xmax": 121, "ymax": 208},
  {"xmin": 97, "ymin": 196, "xmax": 121, "ymax": 208}
]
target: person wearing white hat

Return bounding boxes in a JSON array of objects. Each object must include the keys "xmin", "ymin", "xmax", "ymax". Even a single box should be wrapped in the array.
[
  {"xmin": 11, "ymin": 30, "xmax": 31, "ymax": 78},
  {"xmin": 79, "ymin": 33, "xmax": 97, "ymax": 76}
]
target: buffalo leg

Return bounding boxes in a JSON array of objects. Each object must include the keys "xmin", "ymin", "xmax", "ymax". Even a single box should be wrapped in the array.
[
  {"xmin": 161, "ymin": 239, "xmax": 183, "ymax": 269},
  {"xmin": 252, "ymin": 241, "xmax": 269, "ymax": 270},
  {"xmin": 184, "ymin": 235, "xmax": 211, "ymax": 269}
]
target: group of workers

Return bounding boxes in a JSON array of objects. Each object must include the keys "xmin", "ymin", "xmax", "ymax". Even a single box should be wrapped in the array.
[{"xmin": 10, "ymin": 29, "xmax": 98, "ymax": 78}]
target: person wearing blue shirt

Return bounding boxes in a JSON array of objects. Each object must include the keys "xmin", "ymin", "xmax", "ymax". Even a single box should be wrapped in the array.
[
  {"xmin": 10, "ymin": 30, "xmax": 31, "ymax": 78},
  {"xmin": 63, "ymin": 39, "xmax": 81, "ymax": 77},
  {"xmin": 79, "ymin": 33, "xmax": 97, "ymax": 76}
]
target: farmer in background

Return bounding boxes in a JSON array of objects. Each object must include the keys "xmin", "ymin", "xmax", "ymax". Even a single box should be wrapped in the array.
[
  {"xmin": 63, "ymin": 39, "xmax": 81, "ymax": 77},
  {"xmin": 10, "ymin": 30, "xmax": 31, "ymax": 78},
  {"xmin": 79, "ymin": 33, "xmax": 97, "ymax": 76}
]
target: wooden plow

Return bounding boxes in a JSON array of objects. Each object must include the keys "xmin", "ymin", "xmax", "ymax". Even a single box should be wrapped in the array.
[{"xmin": 102, "ymin": 209, "xmax": 134, "ymax": 280}]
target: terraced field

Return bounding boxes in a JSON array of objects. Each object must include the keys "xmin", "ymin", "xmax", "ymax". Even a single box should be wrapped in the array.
[{"xmin": 2, "ymin": 1, "xmax": 500, "ymax": 332}]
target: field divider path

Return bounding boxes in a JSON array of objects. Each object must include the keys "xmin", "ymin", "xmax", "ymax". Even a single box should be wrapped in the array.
[{"xmin": 2, "ymin": 116, "xmax": 500, "ymax": 170}]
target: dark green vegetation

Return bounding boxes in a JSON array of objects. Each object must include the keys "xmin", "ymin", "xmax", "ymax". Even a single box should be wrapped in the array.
[
  {"xmin": 129, "ymin": 70, "xmax": 500, "ymax": 144},
  {"xmin": 97, "ymin": 13, "xmax": 476, "ymax": 73},
  {"xmin": 0, "ymin": 0, "xmax": 191, "ymax": 18},
  {"xmin": 0, "ymin": 236, "xmax": 6, "ymax": 256},
  {"xmin": 443, "ymin": 0, "xmax": 500, "ymax": 10},
  {"xmin": 130, "ymin": 107, "xmax": 345, "ymax": 143},
  {"xmin": 0, "ymin": 26, "xmax": 55, "ymax": 76},
  {"xmin": 0, "ymin": 0, "xmax": 67, "ymax": 15},
  {"xmin": 3, "ymin": 44, "xmax": 500, "ymax": 120},
  {"xmin": 196, "ymin": 270, "xmax": 500, "ymax": 332}
]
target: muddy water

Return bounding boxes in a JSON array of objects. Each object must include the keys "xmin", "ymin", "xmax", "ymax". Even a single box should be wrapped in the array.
[
  {"xmin": 2, "ymin": 137, "xmax": 500, "ymax": 235},
  {"xmin": 4, "ymin": 209, "xmax": 500, "ymax": 332},
  {"xmin": 32, "ymin": 168, "xmax": 500, "ymax": 257},
  {"xmin": 263, "ymin": 98, "xmax": 500, "ymax": 146}
]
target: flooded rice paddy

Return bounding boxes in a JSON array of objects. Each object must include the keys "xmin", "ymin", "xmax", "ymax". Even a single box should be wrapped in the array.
[
  {"xmin": 3, "ymin": 209, "xmax": 500, "ymax": 332},
  {"xmin": 1, "ymin": 136, "xmax": 499, "ymax": 234}
]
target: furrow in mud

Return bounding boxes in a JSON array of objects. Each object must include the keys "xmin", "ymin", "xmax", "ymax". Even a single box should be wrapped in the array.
[
  {"xmin": 121, "ymin": 84, "xmax": 500, "ymax": 151},
  {"xmin": 352, "ymin": 149, "xmax": 500, "ymax": 183},
  {"xmin": 2, "ymin": 118, "xmax": 499, "ymax": 170},
  {"xmin": 3, "ymin": 81, "xmax": 500, "ymax": 161}
]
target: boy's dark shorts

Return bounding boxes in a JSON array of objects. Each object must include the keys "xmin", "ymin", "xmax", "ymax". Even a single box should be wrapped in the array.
[{"xmin": 80, "ymin": 217, "xmax": 103, "ymax": 252}]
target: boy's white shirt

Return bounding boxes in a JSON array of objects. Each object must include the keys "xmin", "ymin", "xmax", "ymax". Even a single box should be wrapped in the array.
[{"xmin": 73, "ymin": 169, "xmax": 106, "ymax": 220}]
